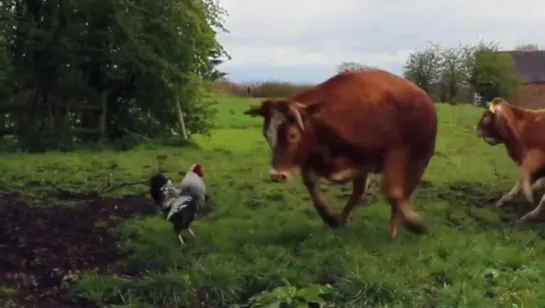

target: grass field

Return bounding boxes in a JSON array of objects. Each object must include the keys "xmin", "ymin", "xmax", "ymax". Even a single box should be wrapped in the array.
[{"xmin": 2, "ymin": 95, "xmax": 545, "ymax": 308}]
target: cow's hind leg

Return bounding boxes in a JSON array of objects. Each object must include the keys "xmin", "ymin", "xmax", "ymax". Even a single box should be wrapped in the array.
[
  {"xmin": 339, "ymin": 173, "xmax": 369, "ymax": 226},
  {"xmin": 302, "ymin": 169, "xmax": 340, "ymax": 228},
  {"xmin": 382, "ymin": 149, "xmax": 427, "ymax": 240},
  {"xmin": 532, "ymin": 177, "xmax": 545, "ymax": 191}
]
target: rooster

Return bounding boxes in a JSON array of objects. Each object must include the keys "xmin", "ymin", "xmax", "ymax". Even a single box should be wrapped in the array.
[{"xmin": 148, "ymin": 164, "xmax": 208, "ymax": 245}]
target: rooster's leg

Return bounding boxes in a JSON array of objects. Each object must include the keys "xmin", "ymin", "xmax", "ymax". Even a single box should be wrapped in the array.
[
  {"xmin": 188, "ymin": 228, "xmax": 196, "ymax": 238},
  {"xmin": 178, "ymin": 234, "xmax": 185, "ymax": 245}
]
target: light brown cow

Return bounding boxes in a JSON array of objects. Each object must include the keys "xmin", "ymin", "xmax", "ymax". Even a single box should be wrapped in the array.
[
  {"xmin": 475, "ymin": 97, "xmax": 545, "ymax": 222},
  {"xmin": 243, "ymin": 70, "xmax": 438, "ymax": 239}
]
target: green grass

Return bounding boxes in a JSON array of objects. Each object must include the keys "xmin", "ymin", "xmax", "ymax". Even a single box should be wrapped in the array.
[
  {"xmin": 4, "ymin": 96, "xmax": 545, "ymax": 307},
  {"xmin": 208, "ymin": 93, "xmax": 262, "ymax": 129}
]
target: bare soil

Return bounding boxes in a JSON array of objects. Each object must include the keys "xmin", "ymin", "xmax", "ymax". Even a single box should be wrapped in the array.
[{"xmin": 0, "ymin": 191, "xmax": 156, "ymax": 308}]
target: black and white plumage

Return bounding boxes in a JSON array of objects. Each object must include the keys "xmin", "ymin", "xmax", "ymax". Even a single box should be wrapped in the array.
[
  {"xmin": 178, "ymin": 164, "xmax": 208, "ymax": 208},
  {"xmin": 148, "ymin": 164, "xmax": 208, "ymax": 245}
]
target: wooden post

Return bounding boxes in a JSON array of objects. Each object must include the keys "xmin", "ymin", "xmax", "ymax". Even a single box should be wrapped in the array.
[
  {"xmin": 98, "ymin": 90, "xmax": 108, "ymax": 144},
  {"xmin": 175, "ymin": 99, "xmax": 188, "ymax": 139}
]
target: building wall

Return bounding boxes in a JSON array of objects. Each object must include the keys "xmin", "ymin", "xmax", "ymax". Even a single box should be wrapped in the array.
[{"xmin": 507, "ymin": 83, "xmax": 545, "ymax": 109}]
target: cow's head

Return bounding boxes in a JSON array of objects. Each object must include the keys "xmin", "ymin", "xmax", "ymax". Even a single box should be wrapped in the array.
[
  {"xmin": 243, "ymin": 99, "xmax": 324, "ymax": 182},
  {"xmin": 475, "ymin": 97, "xmax": 508, "ymax": 146}
]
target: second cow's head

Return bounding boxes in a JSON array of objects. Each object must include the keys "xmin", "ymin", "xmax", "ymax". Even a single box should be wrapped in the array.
[
  {"xmin": 244, "ymin": 99, "xmax": 323, "ymax": 182},
  {"xmin": 475, "ymin": 97, "xmax": 509, "ymax": 146}
]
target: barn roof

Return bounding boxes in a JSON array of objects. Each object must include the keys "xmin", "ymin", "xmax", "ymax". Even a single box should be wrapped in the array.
[{"xmin": 502, "ymin": 50, "xmax": 545, "ymax": 83}]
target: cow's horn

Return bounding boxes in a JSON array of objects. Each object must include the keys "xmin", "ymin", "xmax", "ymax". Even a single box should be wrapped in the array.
[{"xmin": 289, "ymin": 105, "xmax": 305, "ymax": 131}]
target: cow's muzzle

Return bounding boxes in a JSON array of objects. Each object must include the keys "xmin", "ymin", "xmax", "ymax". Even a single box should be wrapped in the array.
[
  {"xmin": 474, "ymin": 126, "xmax": 483, "ymax": 137},
  {"xmin": 269, "ymin": 169, "xmax": 292, "ymax": 183},
  {"xmin": 482, "ymin": 137, "xmax": 501, "ymax": 145},
  {"xmin": 475, "ymin": 127, "xmax": 500, "ymax": 145}
]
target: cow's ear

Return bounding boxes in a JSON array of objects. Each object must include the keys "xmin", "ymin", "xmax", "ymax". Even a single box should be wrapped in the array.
[
  {"xmin": 487, "ymin": 97, "xmax": 504, "ymax": 114},
  {"xmin": 292, "ymin": 101, "xmax": 324, "ymax": 116},
  {"xmin": 305, "ymin": 101, "xmax": 324, "ymax": 116},
  {"xmin": 490, "ymin": 97, "xmax": 505, "ymax": 105},
  {"xmin": 243, "ymin": 103, "xmax": 266, "ymax": 117}
]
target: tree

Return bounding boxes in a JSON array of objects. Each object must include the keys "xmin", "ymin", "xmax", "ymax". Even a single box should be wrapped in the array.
[
  {"xmin": 403, "ymin": 40, "xmax": 519, "ymax": 104},
  {"xmin": 403, "ymin": 44, "xmax": 442, "ymax": 93},
  {"xmin": 0, "ymin": 33, "xmax": 10, "ymax": 101},
  {"xmin": 469, "ymin": 49, "xmax": 520, "ymax": 102},
  {"xmin": 203, "ymin": 58, "xmax": 230, "ymax": 81},
  {"xmin": 436, "ymin": 44, "xmax": 466, "ymax": 102},
  {"xmin": 336, "ymin": 61, "xmax": 378, "ymax": 73},
  {"xmin": 514, "ymin": 44, "xmax": 541, "ymax": 51},
  {"xmin": 0, "ymin": 0, "xmax": 229, "ymax": 151},
  {"xmin": 459, "ymin": 41, "xmax": 500, "ymax": 83}
]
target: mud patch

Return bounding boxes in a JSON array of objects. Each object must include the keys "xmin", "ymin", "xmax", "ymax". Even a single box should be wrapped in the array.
[
  {"xmin": 440, "ymin": 181, "xmax": 538, "ymax": 215},
  {"xmin": 0, "ymin": 191, "xmax": 157, "ymax": 307},
  {"xmin": 437, "ymin": 181, "xmax": 545, "ymax": 232},
  {"xmin": 437, "ymin": 181, "xmax": 499, "ymax": 208},
  {"xmin": 437, "ymin": 182, "xmax": 508, "ymax": 230}
]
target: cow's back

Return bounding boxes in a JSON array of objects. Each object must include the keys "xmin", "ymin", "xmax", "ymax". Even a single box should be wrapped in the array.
[{"xmin": 291, "ymin": 70, "xmax": 437, "ymax": 165}]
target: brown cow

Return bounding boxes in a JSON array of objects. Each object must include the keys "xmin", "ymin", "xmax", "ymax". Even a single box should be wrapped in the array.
[
  {"xmin": 243, "ymin": 70, "xmax": 438, "ymax": 239},
  {"xmin": 475, "ymin": 97, "xmax": 545, "ymax": 222}
]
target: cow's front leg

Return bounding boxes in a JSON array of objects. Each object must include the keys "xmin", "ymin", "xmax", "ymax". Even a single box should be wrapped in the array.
[
  {"xmin": 495, "ymin": 181, "xmax": 521, "ymax": 207},
  {"xmin": 519, "ymin": 151, "xmax": 545, "ymax": 205},
  {"xmin": 497, "ymin": 177, "xmax": 545, "ymax": 208},
  {"xmin": 519, "ymin": 193, "xmax": 545, "ymax": 223},
  {"xmin": 302, "ymin": 169, "xmax": 341, "ymax": 228},
  {"xmin": 339, "ymin": 173, "xmax": 369, "ymax": 226},
  {"xmin": 518, "ymin": 177, "xmax": 545, "ymax": 223}
]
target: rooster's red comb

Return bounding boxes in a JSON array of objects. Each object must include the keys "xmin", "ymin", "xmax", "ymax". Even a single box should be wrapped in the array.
[{"xmin": 190, "ymin": 164, "xmax": 204, "ymax": 177}]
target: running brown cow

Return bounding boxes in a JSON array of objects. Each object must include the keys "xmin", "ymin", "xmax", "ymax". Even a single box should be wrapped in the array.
[
  {"xmin": 475, "ymin": 97, "xmax": 545, "ymax": 222},
  {"xmin": 243, "ymin": 70, "xmax": 438, "ymax": 239}
]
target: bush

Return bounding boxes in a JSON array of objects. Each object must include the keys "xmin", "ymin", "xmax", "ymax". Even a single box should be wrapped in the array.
[{"xmin": 212, "ymin": 80, "xmax": 314, "ymax": 98}]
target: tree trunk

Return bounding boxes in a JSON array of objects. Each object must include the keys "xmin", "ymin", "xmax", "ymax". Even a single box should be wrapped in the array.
[
  {"xmin": 0, "ymin": 112, "xmax": 5, "ymax": 138},
  {"xmin": 175, "ymin": 99, "xmax": 187, "ymax": 139}
]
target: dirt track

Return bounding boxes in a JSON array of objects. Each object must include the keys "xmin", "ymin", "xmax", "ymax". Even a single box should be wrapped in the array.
[{"xmin": 0, "ymin": 191, "xmax": 156, "ymax": 308}]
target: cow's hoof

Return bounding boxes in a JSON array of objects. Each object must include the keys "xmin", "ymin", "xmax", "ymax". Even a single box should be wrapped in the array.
[
  {"xmin": 403, "ymin": 215, "xmax": 427, "ymax": 234},
  {"xmin": 495, "ymin": 200, "xmax": 506, "ymax": 208},
  {"xmin": 517, "ymin": 215, "xmax": 531, "ymax": 225},
  {"xmin": 407, "ymin": 222, "xmax": 428, "ymax": 234},
  {"xmin": 325, "ymin": 215, "xmax": 345, "ymax": 229}
]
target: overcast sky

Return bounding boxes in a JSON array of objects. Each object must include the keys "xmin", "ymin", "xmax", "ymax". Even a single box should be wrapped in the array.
[{"xmin": 215, "ymin": 0, "xmax": 545, "ymax": 84}]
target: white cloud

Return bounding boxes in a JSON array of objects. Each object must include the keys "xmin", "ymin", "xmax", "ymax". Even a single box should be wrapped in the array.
[
  {"xmin": 221, "ymin": 43, "xmax": 413, "ymax": 68},
  {"xmin": 216, "ymin": 0, "xmax": 545, "ymax": 81}
]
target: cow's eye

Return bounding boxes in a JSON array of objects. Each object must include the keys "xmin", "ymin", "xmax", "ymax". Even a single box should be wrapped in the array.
[{"xmin": 287, "ymin": 129, "xmax": 299, "ymax": 143}]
